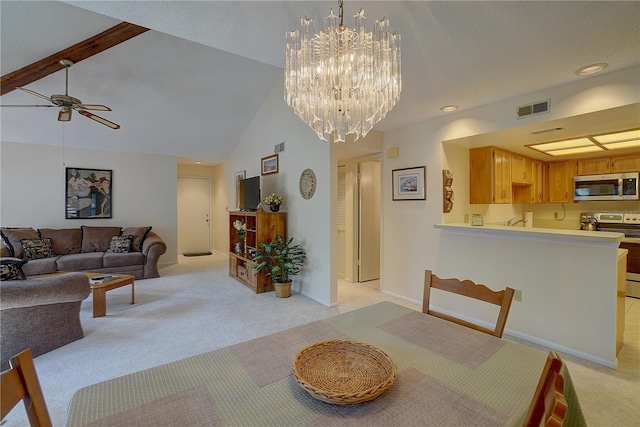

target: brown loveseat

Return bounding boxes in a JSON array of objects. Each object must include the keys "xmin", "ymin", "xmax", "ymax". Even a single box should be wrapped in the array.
[{"xmin": 1, "ymin": 226, "xmax": 166, "ymax": 280}]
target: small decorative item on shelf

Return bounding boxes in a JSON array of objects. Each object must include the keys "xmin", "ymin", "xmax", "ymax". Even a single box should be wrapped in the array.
[
  {"xmin": 235, "ymin": 242, "xmax": 243, "ymax": 255},
  {"xmin": 233, "ymin": 220, "xmax": 246, "ymax": 239},
  {"xmin": 264, "ymin": 193, "xmax": 285, "ymax": 212}
]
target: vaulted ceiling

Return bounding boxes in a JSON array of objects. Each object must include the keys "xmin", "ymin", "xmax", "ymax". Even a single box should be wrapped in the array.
[{"xmin": 1, "ymin": 1, "xmax": 639, "ymax": 164}]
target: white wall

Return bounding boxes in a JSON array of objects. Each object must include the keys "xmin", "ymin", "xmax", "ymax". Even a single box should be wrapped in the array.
[
  {"xmin": 220, "ymin": 74, "xmax": 335, "ymax": 306},
  {"xmin": 1, "ymin": 141, "xmax": 178, "ymax": 265},
  {"xmin": 381, "ymin": 65, "xmax": 639, "ymax": 365}
]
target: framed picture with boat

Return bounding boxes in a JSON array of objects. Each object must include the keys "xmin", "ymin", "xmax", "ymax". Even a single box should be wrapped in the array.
[{"xmin": 392, "ymin": 166, "xmax": 425, "ymax": 201}]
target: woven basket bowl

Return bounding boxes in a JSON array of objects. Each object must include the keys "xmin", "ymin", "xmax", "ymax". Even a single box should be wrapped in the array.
[{"xmin": 292, "ymin": 339, "xmax": 397, "ymax": 405}]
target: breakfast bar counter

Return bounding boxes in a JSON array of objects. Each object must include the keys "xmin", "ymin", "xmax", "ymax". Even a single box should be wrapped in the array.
[
  {"xmin": 65, "ymin": 302, "xmax": 585, "ymax": 426},
  {"xmin": 433, "ymin": 223, "xmax": 625, "ymax": 368}
]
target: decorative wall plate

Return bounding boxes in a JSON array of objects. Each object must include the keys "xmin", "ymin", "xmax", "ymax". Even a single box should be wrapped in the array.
[{"xmin": 299, "ymin": 168, "xmax": 317, "ymax": 200}]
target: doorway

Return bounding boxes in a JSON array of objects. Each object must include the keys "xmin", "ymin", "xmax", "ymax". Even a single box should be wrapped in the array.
[
  {"xmin": 337, "ymin": 156, "xmax": 381, "ymax": 284},
  {"xmin": 177, "ymin": 177, "xmax": 211, "ymax": 255},
  {"xmin": 357, "ymin": 160, "xmax": 381, "ymax": 282}
]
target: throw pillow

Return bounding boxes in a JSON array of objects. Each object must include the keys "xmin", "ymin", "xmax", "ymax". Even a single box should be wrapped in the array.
[
  {"xmin": 122, "ymin": 226, "xmax": 152, "ymax": 252},
  {"xmin": 21, "ymin": 238, "xmax": 56, "ymax": 260},
  {"xmin": 81, "ymin": 226, "xmax": 122, "ymax": 252},
  {"xmin": 0, "ymin": 257, "xmax": 27, "ymax": 280},
  {"xmin": 0, "ymin": 227, "xmax": 40, "ymax": 258},
  {"xmin": 108, "ymin": 235, "xmax": 133, "ymax": 253}
]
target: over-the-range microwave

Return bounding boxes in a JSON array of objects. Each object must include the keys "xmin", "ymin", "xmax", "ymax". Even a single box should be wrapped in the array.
[{"xmin": 574, "ymin": 172, "xmax": 639, "ymax": 201}]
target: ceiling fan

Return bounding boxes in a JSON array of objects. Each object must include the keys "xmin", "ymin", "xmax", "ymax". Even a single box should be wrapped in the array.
[{"xmin": 1, "ymin": 59, "xmax": 120, "ymax": 129}]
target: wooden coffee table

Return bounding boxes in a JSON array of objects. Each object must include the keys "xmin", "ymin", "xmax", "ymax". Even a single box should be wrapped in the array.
[{"xmin": 84, "ymin": 273, "xmax": 135, "ymax": 318}]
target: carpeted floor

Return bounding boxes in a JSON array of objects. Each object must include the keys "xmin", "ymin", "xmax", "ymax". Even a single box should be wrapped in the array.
[{"xmin": 2, "ymin": 253, "xmax": 638, "ymax": 426}]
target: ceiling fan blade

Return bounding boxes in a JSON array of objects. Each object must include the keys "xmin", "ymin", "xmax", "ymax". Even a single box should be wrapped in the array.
[
  {"xmin": 77, "ymin": 104, "xmax": 112, "ymax": 111},
  {"xmin": 78, "ymin": 110, "xmax": 120, "ymax": 130},
  {"xmin": 0, "ymin": 104, "xmax": 56, "ymax": 107},
  {"xmin": 58, "ymin": 108, "xmax": 72, "ymax": 122},
  {"xmin": 17, "ymin": 87, "xmax": 53, "ymax": 103}
]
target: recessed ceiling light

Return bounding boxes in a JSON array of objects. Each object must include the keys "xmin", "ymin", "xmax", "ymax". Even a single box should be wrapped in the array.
[
  {"xmin": 575, "ymin": 63, "xmax": 608, "ymax": 76},
  {"xmin": 195, "ymin": 161, "xmax": 202, "ymax": 164},
  {"xmin": 440, "ymin": 105, "xmax": 458, "ymax": 112}
]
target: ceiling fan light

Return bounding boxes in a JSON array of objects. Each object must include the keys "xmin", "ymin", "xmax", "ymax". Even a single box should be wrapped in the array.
[{"xmin": 58, "ymin": 107, "xmax": 72, "ymax": 122}]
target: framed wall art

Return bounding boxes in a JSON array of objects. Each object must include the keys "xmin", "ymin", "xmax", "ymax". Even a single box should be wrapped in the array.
[
  {"xmin": 66, "ymin": 167, "xmax": 112, "ymax": 219},
  {"xmin": 392, "ymin": 166, "xmax": 426, "ymax": 201},
  {"xmin": 261, "ymin": 154, "xmax": 279, "ymax": 175}
]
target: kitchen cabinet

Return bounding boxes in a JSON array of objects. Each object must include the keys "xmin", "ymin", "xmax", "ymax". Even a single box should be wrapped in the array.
[
  {"xmin": 470, "ymin": 146, "xmax": 511, "ymax": 204},
  {"xmin": 532, "ymin": 161, "xmax": 547, "ymax": 203},
  {"xmin": 548, "ymin": 161, "xmax": 575, "ymax": 203},
  {"xmin": 511, "ymin": 154, "xmax": 533, "ymax": 185},
  {"xmin": 514, "ymin": 160, "xmax": 547, "ymax": 204},
  {"xmin": 576, "ymin": 154, "xmax": 640, "ymax": 175}
]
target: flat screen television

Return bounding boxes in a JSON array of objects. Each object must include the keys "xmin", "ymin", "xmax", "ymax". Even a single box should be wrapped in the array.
[{"xmin": 239, "ymin": 176, "xmax": 260, "ymax": 211}]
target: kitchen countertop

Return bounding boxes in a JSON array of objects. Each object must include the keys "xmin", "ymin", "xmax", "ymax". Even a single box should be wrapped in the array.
[
  {"xmin": 435, "ymin": 223, "xmax": 624, "ymax": 245},
  {"xmin": 621, "ymin": 237, "xmax": 640, "ymax": 244}
]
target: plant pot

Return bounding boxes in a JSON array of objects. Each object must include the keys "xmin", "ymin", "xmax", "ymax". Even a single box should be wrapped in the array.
[
  {"xmin": 270, "ymin": 203, "xmax": 280, "ymax": 212},
  {"xmin": 274, "ymin": 281, "xmax": 292, "ymax": 298}
]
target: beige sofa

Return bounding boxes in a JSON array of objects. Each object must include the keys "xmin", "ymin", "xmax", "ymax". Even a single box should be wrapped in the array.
[{"xmin": 1, "ymin": 225, "xmax": 166, "ymax": 280}]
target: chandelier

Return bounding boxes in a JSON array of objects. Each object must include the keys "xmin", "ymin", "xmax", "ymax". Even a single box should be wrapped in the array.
[{"xmin": 285, "ymin": 0, "xmax": 401, "ymax": 143}]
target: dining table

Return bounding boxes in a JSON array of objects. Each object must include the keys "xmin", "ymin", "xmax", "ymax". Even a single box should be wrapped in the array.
[{"xmin": 65, "ymin": 301, "xmax": 586, "ymax": 426}]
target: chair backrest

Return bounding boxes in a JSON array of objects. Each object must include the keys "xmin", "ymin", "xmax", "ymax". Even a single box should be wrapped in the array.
[
  {"xmin": 0, "ymin": 349, "xmax": 52, "ymax": 427},
  {"xmin": 524, "ymin": 351, "xmax": 568, "ymax": 427},
  {"xmin": 422, "ymin": 270, "xmax": 515, "ymax": 338}
]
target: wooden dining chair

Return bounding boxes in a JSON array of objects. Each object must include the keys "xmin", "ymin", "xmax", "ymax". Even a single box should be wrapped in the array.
[
  {"xmin": 1, "ymin": 349, "xmax": 52, "ymax": 427},
  {"xmin": 524, "ymin": 351, "xmax": 568, "ymax": 427},
  {"xmin": 422, "ymin": 270, "xmax": 515, "ymax": 338}
]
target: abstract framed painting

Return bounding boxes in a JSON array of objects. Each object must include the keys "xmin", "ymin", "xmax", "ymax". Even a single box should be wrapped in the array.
[{"xmin": 66, "ymin": 167, "xmax": 112, "ymax": 219}]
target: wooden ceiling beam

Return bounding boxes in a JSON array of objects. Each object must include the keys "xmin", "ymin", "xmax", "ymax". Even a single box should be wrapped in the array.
[{"xmin": 1, "ymin": 22, "xmax": 148, "ymax": 96}]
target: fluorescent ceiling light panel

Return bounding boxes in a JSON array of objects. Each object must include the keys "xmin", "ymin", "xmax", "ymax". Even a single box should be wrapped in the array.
[
  {"xmin": 529, "ymin": 137, "xmax": 593, "ymax": 152},
  {"xmin": 593, "ymin": 129, "xmax": 640, "ymax": 144},
  {"xmin": 599, "ymin": 140, "xmax": 640, "ymax": 150},
  {"xmin": 543, "ymin": 146, "xmax": 605, "ymax": 156}
]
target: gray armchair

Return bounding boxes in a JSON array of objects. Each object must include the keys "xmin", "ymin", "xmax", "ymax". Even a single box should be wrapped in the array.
[{"xmin": 1, "ymin": 272, "xmax": 90, "ymax": 367}]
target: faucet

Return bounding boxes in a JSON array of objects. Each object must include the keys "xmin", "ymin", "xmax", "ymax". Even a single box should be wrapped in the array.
[{"xmin": 507, "ymin": 218, "xmax": 528, "ymax": 227}]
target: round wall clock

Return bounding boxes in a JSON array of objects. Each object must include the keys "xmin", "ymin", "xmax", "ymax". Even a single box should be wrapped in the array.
[{"xmin": 299, "ymin": 168, "xmax": 317, "ymax": 200}]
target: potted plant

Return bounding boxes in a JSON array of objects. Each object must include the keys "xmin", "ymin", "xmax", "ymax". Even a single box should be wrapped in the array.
[
  {"xmin": 252, "ymin": 234, "xmax": 306, "ymax": 298},
  {"xmin": 263, "ymin": 193, "xmax": 284, "ymax": 212}
]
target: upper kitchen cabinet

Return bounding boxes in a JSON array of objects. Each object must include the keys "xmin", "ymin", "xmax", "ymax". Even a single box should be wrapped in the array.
[
  {"xmin": 577, "ymin": 154, "xmax": 640, "ymax": 175},
  {"xmin": 514, "ymin": 159, "xmax": 547, "ymax": 204},
  {"xmin": 548, "ymin": 161, "xmax": 576, "ymax": 203},
  {"xmin": 511, "ymin": 154, "xmax": 533, "ymax": 185},
  {"xmin": 470, "ymin": 146, "xmax": 512, "ymax": 204}
]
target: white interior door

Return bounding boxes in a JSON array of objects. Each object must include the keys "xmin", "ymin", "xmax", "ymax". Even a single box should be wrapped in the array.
[
  {"xmin": 358, "ymin": 161, "xmax": 380, "ymax": 282},
  {"xmin": 337, "ymin": 166, "xmax": 346, "ymax": 279},
  {"xmin": 177, "ymin": 177, "xmax": 211, "ymax": 254}
]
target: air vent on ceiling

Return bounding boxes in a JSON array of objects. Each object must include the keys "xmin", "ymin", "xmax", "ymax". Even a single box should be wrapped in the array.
[{"xmin": 517, "ymin": 99, "xmax": 550, "ymax": 119}]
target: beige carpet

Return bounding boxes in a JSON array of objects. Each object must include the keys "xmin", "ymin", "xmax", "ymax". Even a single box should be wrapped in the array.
[{"xmin": 2, "ymin": 253, "xmax": 638, "ymax": 426}]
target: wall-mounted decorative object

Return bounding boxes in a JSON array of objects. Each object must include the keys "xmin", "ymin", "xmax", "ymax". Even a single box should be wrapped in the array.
[
  {"xmin": 261, "ymin": 154, "xmax": 279, "ymax": 175},
  {"xmin": 66, "ymin": 167, "xmax": 112, "ymax": 219},
  {"xmin": 299, "ymin": 168, "xmax": 317, "ymax": 200},
  {"xmin": 443, "ymin": 169, "xmax": 454, "ymax": 213},
  {"xmin": 392, "ymin": 166, "xmax": 426, "ymax": 201},
  {"xmin": 234, "ymin": 170, "xmax": 246, "ymax": 210}
]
